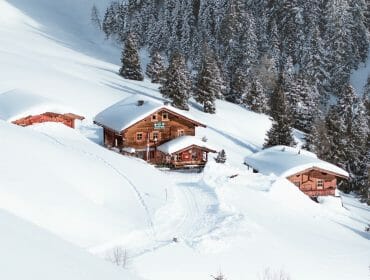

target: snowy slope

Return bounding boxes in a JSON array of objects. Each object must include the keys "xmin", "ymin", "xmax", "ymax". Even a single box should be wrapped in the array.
[
  {"xmin": 1, "ymin": 1, "xmax": 370, "ymax": 280},
  {"xmin": 0, "ymin": 120, "xmax": 170, "ymax": 247},
  {"xmin": 0, "ymin": 209, "xmax": 140, "ymax": 280},
  {"xmin": 134, "ymin": 164, "xmax": 370, "ymax": 280}
]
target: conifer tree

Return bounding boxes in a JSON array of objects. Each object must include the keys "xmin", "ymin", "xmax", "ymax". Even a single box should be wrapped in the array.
[
  {"xmin": 146, "ymin": 52, "xmax": 166, "ymax": 84},
  {"xmin": 289, "ymin": 74, "xmax": 319, "ymax": 132},
  {"xmin": 215, "ymin": 150, "xmax": 227, "ymax": 164},
  {"xmin": 324, "ymin": 85, "xmax": 360, "ymax": 192},
  {"xmin": 119, "ymin": 33, "xmax": 143, "ymax": 81},
  {"xmin": 350, "ymin": 99, "xmax": 369, "ymax": 194},
  {"xmin": 304, "ymin": 116, "xmax": 332, "ymax": 159},
  {"xmin": 194, "ymin": 47, "xmax": 222, "ymax": 114},
  {"xmin": 160, "ymin": 51, "xmax": 191, "ymax": 110},
  {"xmin": 264, "ymin": 86, "xmax": 296, "ymax": 148},
  {"xmin": 91, "ymin": 4, "xmax": 102, "ymax": 30},
  {"xmin": 226, "ymin": 66, "xmax": 250, "ymax": 104},
  {"xmin": 102, "ymin": 5, "xmax": 116, "ymax": 38},
  {"xmin": 244, "ymin": 79, "xmax": 268, "ymax": 114}
]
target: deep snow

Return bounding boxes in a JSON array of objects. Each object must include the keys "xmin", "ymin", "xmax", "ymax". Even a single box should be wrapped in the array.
[
  {"xmin": 0, "ymin": 1, "xmax": 369, "ymax": 280},
  {"xmin": 0, "ymin": 209, "xmax": 141, "ymax": 280}
]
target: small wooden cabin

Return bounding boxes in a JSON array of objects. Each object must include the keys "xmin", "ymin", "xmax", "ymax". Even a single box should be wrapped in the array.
[
  {"xmin": 13, "ymin": 112, "xmax": 84, "ymax": 129},
  {"xmin": 157, "ymin": 136, "xmax": 216, "ymax": 168},
  {"xmin": 244, "ymin": 146, "xmax": 349, "ymax": 198},
  {"xmin": 0, "ymin": 89, "xmax": 84, "ymax": 129},
  {"xmin": 94, "ymin": 95, "xmax": 208, "ymax": 164},
  {"xmin": 286, "ymin": 167, "xmax": 347, "ymax": 197}
]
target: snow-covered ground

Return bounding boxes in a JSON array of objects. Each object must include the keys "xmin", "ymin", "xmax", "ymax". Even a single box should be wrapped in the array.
[
  {"xmin": 0, "ymin": 1, "xmax": 369, "ymax": 279},
  {"xmin": 0, "ymin": 209, "xmax": 140, "ymax": 280}
]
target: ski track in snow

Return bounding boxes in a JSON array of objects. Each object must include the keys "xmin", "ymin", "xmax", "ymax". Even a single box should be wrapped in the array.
[
  {"xmin": 34, "ymin": 129, "xmax": 157, "ymax": 239},
  {"xmin": 164, "ymin": 172, "xmax": 231, "ymax": 248}
]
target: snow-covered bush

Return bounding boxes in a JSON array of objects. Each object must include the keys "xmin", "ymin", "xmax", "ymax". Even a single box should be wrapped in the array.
[
  {"xmin": 215, "ymin": 149, "xmax": 226, "ymax": 164},
  {"xmin": 259, "ymin": 267, "xmax": 291, "ymax": 280},
  {"xmin": 107, "ymin": 247, "xmax": 129, "ymax": 268}
]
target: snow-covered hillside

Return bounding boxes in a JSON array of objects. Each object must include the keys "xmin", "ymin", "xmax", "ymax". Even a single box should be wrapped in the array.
[
  {"xmin": 0, "ymin": 209, "xmax": 140, "ymax": 280},
  {"xmin": 0, "ymin": 1, "xmax": 369, "ymax": 280}
]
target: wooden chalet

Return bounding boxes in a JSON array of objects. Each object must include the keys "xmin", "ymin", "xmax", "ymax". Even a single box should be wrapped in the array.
[
  {"xmin": 157, "ymin": 136, "xmax": 216, "ymax": 168},
  {"xmin": 0, "ymin": 89, "xmax": 84, "ymax": 129},
  {"xmin": 94, "ymin": 95, "xmax": 211, "ymax": 167},
  {"xmin": 244, "ymin": 146, "xmax": 349, "ymax": 198}
]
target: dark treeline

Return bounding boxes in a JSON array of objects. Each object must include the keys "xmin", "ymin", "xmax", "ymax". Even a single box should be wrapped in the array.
[{"xmin": 100, "ymin": 0, "xmax": 370, "ymax": 203}]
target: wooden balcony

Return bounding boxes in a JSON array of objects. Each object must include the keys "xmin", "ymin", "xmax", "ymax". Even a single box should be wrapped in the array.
[{"xmin": 302, "ymin": 188, "xmax": 336, "ymax": 197}]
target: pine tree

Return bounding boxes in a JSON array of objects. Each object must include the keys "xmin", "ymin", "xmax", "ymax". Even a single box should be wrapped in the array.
[
  {"xmin": 146, "ymin": 52, "xmax": 166, "ymax": 84},
  {"xmin": 301, "ymin": 26, "xmax": 330, "ymax": 100},
  {"xmin": 323, "ymin": 0, "xmax": 356, "ymax": 92},
  {"xmin": 226, "ymin": 66, "xmax": 250, "ymax": 104},
  {"xmin": 215, "ymin": 150, "xmax": 227, "ymax": 164},
  {"xmin": 304, "ymin": 116, "xmax": 332, "ymax": 159},
  {"xmin": 289, "ymin": 74, "xmax": 319, "ymax": 132},
  {"xmin": 119, "ymin": 33, "xmax": 143, "ymax": 81},
  {"xmin": 102, "ymin": 5, "xmax": 116, "ymax": 38},
  {"xmin": 325, "ymin": 84, "xmax": 361, "ymax": 193},
  {"xmin": 91, "ymin": 4, "xmax": 102, "ymax": 30},
  {"xmin": 244, "ymin": 79, "xmax": 268, "ymax": 114},
  {"xmin": 160, "ymin": 51, "xmax": 191, "ymax": 110},
  {"xmin": 264, "ymin": 86, "xmax": 296, "ymax": 148},
  {"xmin": 194, "ymin": 47, "xmax": 222, "ymax": 114},
  {"xmin": 350, "ymin": 99, "xmax": 369, "ymax": 194},
  {"xmin": 325, "ymin": 105, "xmax": 347, "ymax": 168}
]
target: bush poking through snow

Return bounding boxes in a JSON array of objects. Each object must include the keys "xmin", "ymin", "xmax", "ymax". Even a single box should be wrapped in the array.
[
  {"xmin": 211, "ymin": 271, "xmax": 226, "ymax": 280},
  {"xmin": 215, "ymin": 150, "xmax": 227, "ymax": 164},
  {"xmin": 107, "ymin": 247, "xmax": 129, "ymax": 268},
  {"xmin": 259, "ymin": 268, "xmax": 291, "ymax": 280}
]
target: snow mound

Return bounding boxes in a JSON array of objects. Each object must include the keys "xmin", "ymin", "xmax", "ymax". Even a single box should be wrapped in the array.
[{"xmin": 0, "ymin": 88, "xmax": 77, "ymax": 121}]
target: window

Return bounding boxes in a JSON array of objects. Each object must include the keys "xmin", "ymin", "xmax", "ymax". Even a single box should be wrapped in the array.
[
  {"xmin": 162, "ymin": 112, "xmax": 169, "ymax": 121},
  {"xmin": 136, "ymin": 132, "xmax": 143, "ymax": 141},
  {"xmin": 178, "ymin": 129, "xmax": 184, "ymax": 137},
  {"xmin": 152, "ymin": 131, "xmax": 160, "ymax": 142},
  {"xmin": 317, "ymin": 179, "xmax": 324, "ymax": 189},
  {"xmin": 151, "ymin": 114, "xmax": 157, "ymax": 121}
]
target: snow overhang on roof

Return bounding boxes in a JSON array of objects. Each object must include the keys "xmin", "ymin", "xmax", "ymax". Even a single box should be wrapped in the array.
[
  {"xmin": 157, "ymin": 136, "xmax": 216, "ymax": 155},
  {"xmin": 244, "ymin": 145, "xmax": 349, "ymax": 179},
  {"xmin": 93, "ymin": 95, "xmax": 206, "ymax": 133},
  {"xmin": 0, "ymin": 89, "xmax": 79, "ymax": 122}
]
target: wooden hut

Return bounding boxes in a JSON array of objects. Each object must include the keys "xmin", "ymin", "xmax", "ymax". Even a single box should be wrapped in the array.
[
  {"xmin": 94, "ymin": 95, "xmax": 209, "ymax": 165},
  {"xmin": 0, "ymin": 89, "xmax": 84, "ymax": 129},
  {"xmin": 157, "ymin": 136, "xmax": 216, "ymax": 168},
  {"xmin": 12, "ymin": 112, "xmax": 84, "ymax": 129},
  {"xmin": 244, "ymin": 146, "xmax": 349, "ymax": 198}
]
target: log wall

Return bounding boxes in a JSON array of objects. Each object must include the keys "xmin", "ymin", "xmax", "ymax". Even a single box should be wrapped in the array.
[{"xmin": 287, "ymin": 169, "xmax": 338, "ymax": 197}]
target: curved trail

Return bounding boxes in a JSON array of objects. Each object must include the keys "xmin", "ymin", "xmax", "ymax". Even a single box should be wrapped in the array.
[{"xmin": 36, "ymin": 130, "xmax": 157, "ymax": 239}]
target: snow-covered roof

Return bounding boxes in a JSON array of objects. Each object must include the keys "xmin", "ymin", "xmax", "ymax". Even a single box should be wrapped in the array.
[
  {"xmin": 157, "ymin": 136, "xmax": 216, "ymax": 154},
  {"xmin": 244, "ymin": 145, "xmax": 349, "ymax": 178},
  {"xmin": 94, "ymin": 95, "xmax": 205, "ymax": 132},
  {"xmin": 0, "ymin": 89, "xmax": 74, "ymax": 122}
]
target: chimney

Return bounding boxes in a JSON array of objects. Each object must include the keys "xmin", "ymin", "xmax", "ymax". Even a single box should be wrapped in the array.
[{"xmin": 137, "ymin": 100, "xmax": 144, "ymax": 106}]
